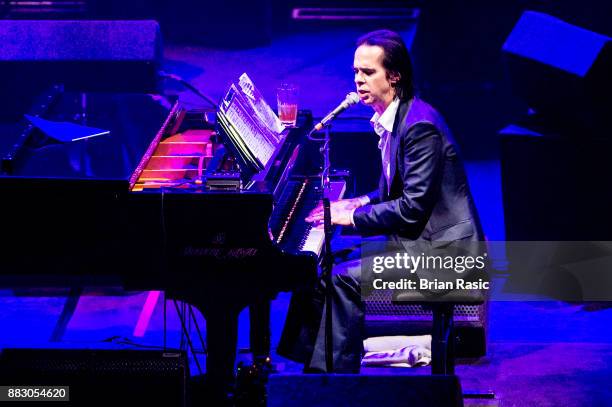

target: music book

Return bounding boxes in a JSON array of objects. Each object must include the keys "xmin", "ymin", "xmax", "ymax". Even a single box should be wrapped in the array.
[
  {"xmin": 217, "ymin": 74, "xmax": 284, "ymax": 173},
  {"xmin": 238, "ymin": 73, "xmax": 285, "ymax": 136}
]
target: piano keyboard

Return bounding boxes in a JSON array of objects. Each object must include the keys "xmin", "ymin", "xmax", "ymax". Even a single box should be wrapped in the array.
[{"xmin": 271, "ymin": 178, "xmax": 346, "ymax": 256}]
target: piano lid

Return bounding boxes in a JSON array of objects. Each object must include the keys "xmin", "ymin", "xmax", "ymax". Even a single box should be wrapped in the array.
[{"xmin": 0, "ymin": 91, "xmax": 174, "ymax": 188}]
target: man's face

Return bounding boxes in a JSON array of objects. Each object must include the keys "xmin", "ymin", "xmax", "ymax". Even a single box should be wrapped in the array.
[{"xmin": 353, "ymin": 45, "xmax": 396, "ymax": 113}]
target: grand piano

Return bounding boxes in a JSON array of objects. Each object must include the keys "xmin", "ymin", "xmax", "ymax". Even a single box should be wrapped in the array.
[{"xmin": 0, "ymin": 88, "xmax": 346, "ymax": 398}]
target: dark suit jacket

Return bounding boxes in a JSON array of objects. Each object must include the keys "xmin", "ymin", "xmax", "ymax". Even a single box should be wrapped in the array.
[{"xmin": 353, "ymin": 97, "xmax": 483, "ymax": 242}]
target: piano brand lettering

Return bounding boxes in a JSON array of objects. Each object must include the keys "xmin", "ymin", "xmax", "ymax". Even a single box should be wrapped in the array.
[{"xmin": 183, "ymin": 246, "xmax": 258, "ymax": 258}]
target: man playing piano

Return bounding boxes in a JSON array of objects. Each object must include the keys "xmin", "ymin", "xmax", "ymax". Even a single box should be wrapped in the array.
[{"xmin": 278, "ymin": 29, "xmax": 483, "ymax": 373}]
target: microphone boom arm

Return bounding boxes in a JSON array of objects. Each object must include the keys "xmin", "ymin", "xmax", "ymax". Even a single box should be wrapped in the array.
[{"xmin": 308, "ymin": 92, "xmax": 359, "ymax": 138}]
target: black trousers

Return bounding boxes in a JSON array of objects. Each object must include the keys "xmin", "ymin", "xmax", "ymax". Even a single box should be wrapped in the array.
[{"xmin": 278, "ymin": 237, "xmax": 365, "ymax": 373}]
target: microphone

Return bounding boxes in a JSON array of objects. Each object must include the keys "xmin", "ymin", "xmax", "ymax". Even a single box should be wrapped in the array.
[{"xmin": 311, "ymin": 92, "xmax": 360, "ymax": 133}]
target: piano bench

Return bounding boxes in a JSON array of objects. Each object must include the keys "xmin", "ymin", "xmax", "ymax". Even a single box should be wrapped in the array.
[{"xmin": 391, "ymin": 290, "xmax": 485, "ymax": 375}]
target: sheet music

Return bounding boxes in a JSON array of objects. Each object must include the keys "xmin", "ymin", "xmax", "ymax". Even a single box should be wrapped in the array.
[
  {"xmin": 238, "ymin": 73, "xmax": 285, "ymax": 138},
  {"xmin": 219, "ymin": 84, "xmax": 276, "ymax": 170},
  {"xmin": 232, "ymin": 84, "xmax": 280, "ymax": 148}
]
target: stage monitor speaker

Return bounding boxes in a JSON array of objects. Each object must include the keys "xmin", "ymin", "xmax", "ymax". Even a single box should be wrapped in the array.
[
  {"xmin": 0, "ymin": 348, "xmax": 188, "ymax": 406},
  {"xmin": 268, "ymin": 374, "xmax": 464, "ymax": 407},
  {"xmin": 502, "ymin": 11, "xmax": 611, "ymax": 133},
  {"xmin": 0, "ymin": 20, "xmax": 162, "ymax": 119}
]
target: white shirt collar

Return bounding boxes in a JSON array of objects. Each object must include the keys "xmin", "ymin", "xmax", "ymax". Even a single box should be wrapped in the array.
[{"xmin": 370, "ymin": 98, "xmax": 400, "ymax": 137}]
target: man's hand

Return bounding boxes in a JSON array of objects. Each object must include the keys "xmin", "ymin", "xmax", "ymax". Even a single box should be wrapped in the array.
[{"xmin": 305, "ymin": 197, "xmax": 367, "ymax": 226}]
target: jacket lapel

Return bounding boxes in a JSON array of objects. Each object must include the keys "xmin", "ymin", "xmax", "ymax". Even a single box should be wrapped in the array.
[
  {"xmin": 388, "ymin": 99, "xmax": 411, "ymax": 194},
  {"xmin": 379, "ymin": 172, "xmax": 387, "ymax": 201}
]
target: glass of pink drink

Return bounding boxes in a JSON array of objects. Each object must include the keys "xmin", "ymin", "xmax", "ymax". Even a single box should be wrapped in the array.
[{"xmin": 277, "ymin": 83, "xmax": 299, "ymax": 127}]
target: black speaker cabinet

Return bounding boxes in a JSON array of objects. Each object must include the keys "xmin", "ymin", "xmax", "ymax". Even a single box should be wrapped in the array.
[
  {"xmin": 0, "ymin": 348, "xmax": 188, "ymax": 406},
  {"xmin": 365, "ymin": 292, "xmax": 487, "ymax": 358},
  {"xmin": 268, "ymin": 373, "xmax": 464, "ymax": 407}
]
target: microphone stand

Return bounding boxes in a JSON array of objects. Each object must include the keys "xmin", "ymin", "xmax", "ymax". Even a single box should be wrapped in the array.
[
  {"xmin": 310, "ymin": 93, "xmax": 357, "ymax": 371},
  {"xmin": 318, "ymin": 124, "xmax": 334, "ymax": 373}
]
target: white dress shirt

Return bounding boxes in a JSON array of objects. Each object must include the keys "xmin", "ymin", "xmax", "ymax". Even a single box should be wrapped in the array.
[
  {"xmin": 370, "ymin": 97, "xmax": 400, "ymax": 192},
  {"xmin": 349, "ymin": 98, "xmax": 400, "ymax": 226}
]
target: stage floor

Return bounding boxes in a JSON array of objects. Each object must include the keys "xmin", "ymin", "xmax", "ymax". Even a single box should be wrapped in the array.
[{"xmin": 2, "ymin": 291, "xmax": 612, "ymax": 406}]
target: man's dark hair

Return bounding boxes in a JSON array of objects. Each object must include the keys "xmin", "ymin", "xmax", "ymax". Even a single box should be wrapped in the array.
[{"xmin": 356, "ymin": 30, "xmax": 414, "ymax": 101}]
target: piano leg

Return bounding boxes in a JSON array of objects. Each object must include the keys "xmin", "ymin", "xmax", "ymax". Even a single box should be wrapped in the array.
[
  {"xmin": 249, "ymin": 300, "xmax": 271, "ymax": 361},
  {"xmin": 50, "ymin": 287, "xmax": 82, "ymax": 342},
  {"xmin": 202, "ymin": 306, "xmax": 240, "ymax": 403}
]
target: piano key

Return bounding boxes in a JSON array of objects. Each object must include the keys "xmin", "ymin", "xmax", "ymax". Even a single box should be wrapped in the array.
[
  {"xmin": 295, "ymin": 180, "xmax": 347, "ymax": 255},
  {"xmin": 301, "ymin": 224, "xmax": 325, "ymax": 254}
]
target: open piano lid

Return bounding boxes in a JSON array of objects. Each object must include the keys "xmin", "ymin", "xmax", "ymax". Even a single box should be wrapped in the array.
[{"xmin": 0, "ymin": 90, "xmax": 176, "ymax": 193}]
